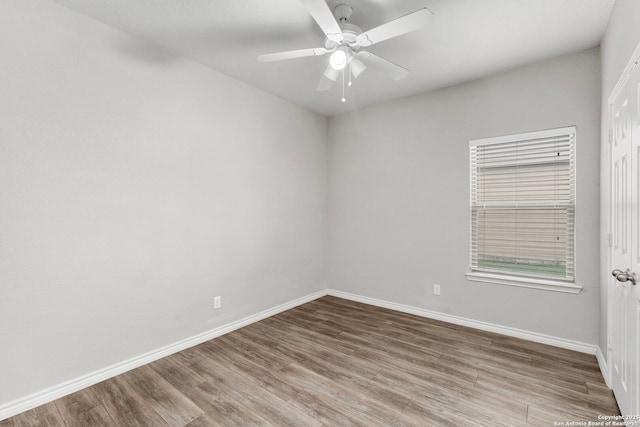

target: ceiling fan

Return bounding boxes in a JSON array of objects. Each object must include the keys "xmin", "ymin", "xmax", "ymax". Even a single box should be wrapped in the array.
[{"xmin": 257, "ymin": 0, "xmax": 433, "ymax": 99}]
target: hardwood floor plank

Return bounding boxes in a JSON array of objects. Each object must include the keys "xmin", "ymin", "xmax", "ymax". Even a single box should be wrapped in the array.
[
  {"xmin": 260, "ymin": 316, "xmax": 360, "ymax": 354},
  {"xmin": 286, "ymin": 389, "xmax": 367, "ymax": 427},
  {"xmin": 1, "ymin": 296, "xmax": 620, "ymax": 426},
  {"xmin": 387, "ymin": 321, "xmax": 494, "ymax": 349},
  {"xmin": 169, "ymin": 343, "xmax": 209, "ymax": 367},
  {"xmin": 194, "ymin": 344, "xmax": 301, "ymax": 404},
  {"xmin": 184, "ymin": 382, "xmax": 269, "ymax": 427},
  {"xmin": 279, "ymin": 363, "xmax": 421, "ymax": 427},
  {"xmin": 336, "ymin": 330, "xmax": 442, "ymax": 367},
  {"xmin": 476, "ymin": 360, "xmax": 590, "ymax": 395},
  {"xmin": 148, "ymin": 354, "xmax": 207, "ymax": 395},
  {"xmin": 305, "ymin": 298, "xmax": 479, "ymax": 352},
  {"xmin": 53, "ymin": 388, "xmax": 100, "ymax": 421},
  {"xmin": 276, "ymin": 310, "xmax": 344, "ymax": 337},
  {"xmin": 319, "ymin": 296, "xmax": 462, "ymax": 331},
  {"xmin": 401, "ymin": 398, "xmax": 471, "ymax": 427},
  {"xmin": 215, "ymin": 333, "xmax": 292, "ymax": 371},
  {"xmin": 62, "ymin": 404, "xmax": 115, "ymax": 427},
  {"xmin": 526, "ymin": 403, "xmax": 620, "ymax": 427},
  {"xmin": 442, "ymin": 340, "xmax": 534, "ymax": 370},
  {"xmin": 279, "ymin": 341, "xmax": 383, "ymax": 385},
  {"xmin": 273, "ymin": 338, "xmax": 412, "ymax": 415},
  {"xmin": 1, "ymin": 403, "xmax": 64, "ymax": 427},
  {"xmin": 121, "ymin": 365, "xmax": 203, "ymax": 426},
  {"xmin": 530, "ymin": 354, "xmax": 606, "ymax": 383},
  {"xmin": 257, "ymin": 322, "xmax": 382, "ymax": 381},
  {"xmin": 404, "ymin": 397, "xmax": 529, "ymax": 427},
  {"xmin": 187, "ymin": 355, "xmax": 322, "ymax": 426},
  {"xmin": 184, "ymin": 414, "xmax": 224, "ymax": 427},
  {"xmin": 587, "ymin": 380, "xmax": 617, "ymax": 399},
  {"xmin": 453, "ymin": 386, "xmax": 529, "ymax": 422},
  {"xmin": 372, "ymin": 367, "xmax": 473, "ymax": 407},
  {"xmin": 92, "ymin": 376, "xmax": 169, "ymax": 426},
  {"xmin": 475, "ymin": 368, "xmax": 619, "ymax": 416},
  {"xmin": 492, "ymin": 334, "xmax": 600, "ymax": 365}
]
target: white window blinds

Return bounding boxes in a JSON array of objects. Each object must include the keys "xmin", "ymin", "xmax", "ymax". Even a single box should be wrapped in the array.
[{"xmin": 469, "ymin": 127, "xmax": 576, "ymax": 282}]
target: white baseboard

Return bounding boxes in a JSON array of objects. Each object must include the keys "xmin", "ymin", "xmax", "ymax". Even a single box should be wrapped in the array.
[
  {"xmin": 0, "ymin": 290, "xmax": 327, "ymax": 421},
  {"xmin": 327, "ymin": 289, "xmax": 598, "ymax": 355},
  {"xmin": 596, "ymin": 346, "xmax": 611, "ymax": 387}
]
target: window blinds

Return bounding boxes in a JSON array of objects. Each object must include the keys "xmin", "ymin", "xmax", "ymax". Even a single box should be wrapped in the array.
[{"xmin": 470, "ymin": 127, "xmax": 576, "ymax": 281}]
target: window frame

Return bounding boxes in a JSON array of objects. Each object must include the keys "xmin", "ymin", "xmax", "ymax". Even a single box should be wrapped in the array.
[{"xmin": 465, "ymin": 127, "xmax": 582, "ymax": 294}]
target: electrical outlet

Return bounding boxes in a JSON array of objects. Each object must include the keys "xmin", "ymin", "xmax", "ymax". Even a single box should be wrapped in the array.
[
  {"xmin": 214, "ymin": 296, "xmax": 221, "ymax": 309},
  {"xmin": 433, "ymin": 284, "xmax": 441, "ymax": 296}
]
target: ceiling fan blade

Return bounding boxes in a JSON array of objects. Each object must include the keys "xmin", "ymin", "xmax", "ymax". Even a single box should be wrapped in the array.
[
  {"xmin": 358, "ymin": 52, "xmax": 409, "ymax": 81},
  {"xmin": 317, "ymin": 64, "xmax": 338, "ymax": 91},
  {"xmin": 299, "ymin": 0, "xmax": 344, "ymax": 42},
  {"xmin": 258, "ymin": 47, "xmax": 329, "ymax": 62},
  {"xmin": 356, "ymin": 8, "xmax": 433, "ymax": 47}
]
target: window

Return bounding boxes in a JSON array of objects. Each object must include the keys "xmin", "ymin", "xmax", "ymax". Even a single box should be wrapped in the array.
[{"xmin": 467, "ymin": 127, "xmax": 579, "ymax": 293}]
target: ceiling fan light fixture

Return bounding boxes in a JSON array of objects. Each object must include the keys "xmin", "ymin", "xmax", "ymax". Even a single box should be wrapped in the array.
[
  {"xmin": 329, "ymin": 48, "xmax": 349, "ymax": 70},
  {"xmin": 350, "ymin": 57, "xmax": 366, "ymax": 79},
  {"xmin": 324, "ymin": 65, "xmax": 340, "ymax": 81}
]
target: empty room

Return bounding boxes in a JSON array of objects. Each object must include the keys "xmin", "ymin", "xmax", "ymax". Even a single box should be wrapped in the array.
[{"xmin": 2, "ymin": 0, "xmax": 640, "ymax": 425}]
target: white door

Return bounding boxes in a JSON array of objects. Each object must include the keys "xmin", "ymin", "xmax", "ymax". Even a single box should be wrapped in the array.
[{"xmin": 610, "ymin": 58, "xmax": 640, "ymax": 418}]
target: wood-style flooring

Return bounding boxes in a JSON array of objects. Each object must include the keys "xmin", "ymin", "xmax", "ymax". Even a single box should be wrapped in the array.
[{"xmin": 1, "ymin": 296, "xmax": 620, "ymax": 426}]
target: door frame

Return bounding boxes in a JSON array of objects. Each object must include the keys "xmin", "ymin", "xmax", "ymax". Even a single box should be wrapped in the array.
[{"xmin": 606, "ymin": 41, "xmax": 640, "ymax": 388}]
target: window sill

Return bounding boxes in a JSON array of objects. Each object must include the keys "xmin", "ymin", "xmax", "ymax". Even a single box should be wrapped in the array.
[{"xmin": 465, "ymin": 272, "xmax": 582, "ymax": 294}]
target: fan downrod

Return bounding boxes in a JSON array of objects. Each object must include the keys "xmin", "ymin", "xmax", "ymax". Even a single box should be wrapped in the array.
[{"xmin": 325, "ymin": 4, "xmax": 361, "ymax": 50}]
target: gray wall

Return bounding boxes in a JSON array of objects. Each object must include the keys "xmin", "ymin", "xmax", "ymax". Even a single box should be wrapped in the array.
[
  {"xmin": 0, "ymin": 0, "xmax": 327, "ymax": 406},
  {"xmin": 328, "ymin": 48, "xmax": 601, "ymax": 344},
  {"xmin": 599, "ymin": 0, "xmax": 640, "ymax": 363}
]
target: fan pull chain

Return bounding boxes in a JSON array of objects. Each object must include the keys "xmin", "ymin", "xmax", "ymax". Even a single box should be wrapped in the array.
[
  {"xmin": 348, "ymin": 63, "xmax": 352, "ymax": 87},
  {"xmin": 341, "ymin": 67, "xmax": 346, "ymax": 103}
]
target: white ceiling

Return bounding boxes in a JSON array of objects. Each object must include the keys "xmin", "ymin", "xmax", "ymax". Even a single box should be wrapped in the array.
[{"xmin": 52, "ymin": 0, "xmax": 614, "ymax": 117}]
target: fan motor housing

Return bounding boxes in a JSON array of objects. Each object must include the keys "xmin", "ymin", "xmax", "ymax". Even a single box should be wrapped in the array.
[
  {"xmin": 325, "ymin": 22, "xmax": 362, "ymax": 50},
  {"xmin": 334, "ymin": 4, "xmax": 353, "ymax": 21},
  {"xmin": 323, "ymin": 4, "xmax": 361, "ymax": 49}
]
